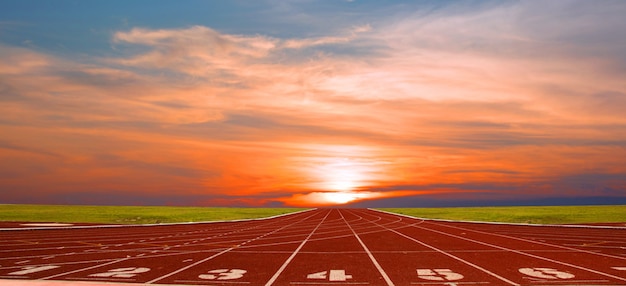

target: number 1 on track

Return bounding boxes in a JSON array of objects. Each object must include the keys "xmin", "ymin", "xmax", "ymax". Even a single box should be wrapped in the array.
[{"xmin": 9, "ymin": 265, "xmax": 60, "ymax": 275}]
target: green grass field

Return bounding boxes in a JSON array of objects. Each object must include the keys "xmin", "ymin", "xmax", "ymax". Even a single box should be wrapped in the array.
[
  {"xmin": 0, "ymin": 205, "xmax": 307, "ymax": 224},
  {"xmin": 380, "ymin": 205, "xmax": 626, "ymax": 224},
  {"xmin": 1, "ymin": 204, "xmax": 624, "ymax": 225}
]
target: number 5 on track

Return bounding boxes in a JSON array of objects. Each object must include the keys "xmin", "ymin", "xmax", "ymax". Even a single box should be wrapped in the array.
[
  {"xmin": 518, "ymin": 268, "xmax": 574, "ymax": 279},
  {"xmin": 417, "ymin": 269, "xmax": 463, "ymax": 281}
]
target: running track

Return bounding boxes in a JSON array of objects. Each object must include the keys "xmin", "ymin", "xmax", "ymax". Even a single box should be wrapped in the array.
[{"xmin": 1, "ymin": 208, "xmax": 625, "ymax": 286}]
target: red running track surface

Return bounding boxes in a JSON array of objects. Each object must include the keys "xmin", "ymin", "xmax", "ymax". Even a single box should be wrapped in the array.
[{"xmin": 1, "ymin": 208, "xmax": 625, "ymax": 286}]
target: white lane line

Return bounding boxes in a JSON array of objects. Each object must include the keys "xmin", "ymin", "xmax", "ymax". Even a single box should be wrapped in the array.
[
  {"xmin": 410, "ymin": 282, "xmax": 489, "ymax": 285},
  {"xmin": 370, "ymin": 208, "xmax": 626, "ymax": 230},
  {"xmin": 149, "ymin": 210, "xmax": 324, "ymax": 284},
  {"xmin": 265, "ymin": 209, "xmax": 331, "ymax": 286},
  {"xmin": 35, "ymin": 209, "xmax": 316, "ymax": 283},
  {"xmin": 40, "ymin": 257, "xmax": 130, "ymax": 280},
  {"xmin": 413, "ymin": 222, "xmax": 626, "ymax": 282},
  {"xmin": 0, "ymin": 209, "xmax": 316, "ymax": 232},
  {"xmin": 373, "ymin": 209, "xmax": 626, "ymax": 283},
  {"xmin": 353, "ymin": 209, "xmax": 519, "ymax": 286},
  {"xmin": 175, "ymin": 280, "xmax": 250, "ymax": 284},
  {"xmin": 290, "ymin": 282, "xmax": 369, "ymax": 285},
  {"xmin": 2, "ymin": 215, "xmax": 392, "ymax": 257},
  {"xmin": 427, "ymin": 220, "xmax": 626, "ymax": 261},
  {"xmin": 146, "ymin": 247, "xmax": 235, "ymax": 284},
  {"xmin": 339, "ymin": 209, "xmax": 394, "ymax": 286}
]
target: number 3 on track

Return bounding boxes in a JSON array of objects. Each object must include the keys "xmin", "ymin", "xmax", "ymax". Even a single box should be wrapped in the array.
[{"xmin": 199, "ymin": 269, "xmax": 246, "ymax": 280}]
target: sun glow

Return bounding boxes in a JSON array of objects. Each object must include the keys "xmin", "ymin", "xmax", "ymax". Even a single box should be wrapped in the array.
[
  {"xmin": 295, "ymin": 144, "xmax": 391, "ymax": 192},
  {"xmin": 320, "ymin": 191, "xmax": 365, "ymax": 204},
  {"xmin": 321, "ymin": 157, "xmax": 366, "ymax": 191},
  {"xmin": 284, "ymin": 191, "xmax": 386, "ymax": 206},
  {"xmin": 280, "ymin": 144, "xmax": 401, "ymax": 206}
]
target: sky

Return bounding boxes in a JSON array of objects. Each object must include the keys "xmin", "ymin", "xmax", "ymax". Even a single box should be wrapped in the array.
[{"xmin": 1, "ymin": 0, "xmax": 626, "ymax": 208}]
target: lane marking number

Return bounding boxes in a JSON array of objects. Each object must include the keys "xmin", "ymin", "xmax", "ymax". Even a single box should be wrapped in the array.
[
  {"xmin": 519, "ymin": 268, "xmax": 574, "ymax": 280},
  {"xmin": 199, "ymin": 269, "xmax": 247, "ymax": 280},
  {"xmin": 307, "ymin": 270, "xmax": 353, "ymax": 281},
  {"xmin": 417, "ymin": 269, "xmax": 463, "ymax": 281},
  {"xmin": 90, "ymin": 267, "xmax": 150, "ymax": 278},
  {"xmin": 9, "ymin": 265, "xmax": 60, "ymax": 275}
]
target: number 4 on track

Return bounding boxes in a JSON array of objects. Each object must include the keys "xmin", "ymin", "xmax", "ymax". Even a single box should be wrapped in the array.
[{"xmin": 307, "ymin": 270, "xmax": 353, "ymax": 281}]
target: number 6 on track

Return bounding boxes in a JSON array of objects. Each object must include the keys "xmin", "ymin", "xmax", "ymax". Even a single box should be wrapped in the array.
[{"xmin": 518, "ymin": 268, "xmax": 574, "ymax": 279}]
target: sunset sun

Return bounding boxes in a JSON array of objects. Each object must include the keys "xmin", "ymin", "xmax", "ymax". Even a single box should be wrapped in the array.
[
  {"xmin": 322, "ymin": 158, "xmax": 364, "ymax": 191},
  {"xmin": 321, "ymin": 191, "xmax": 365, "ymax": 204},
  {"xmin": 295, "ymin": 144, "xmax": 390, "ymax": 194}
]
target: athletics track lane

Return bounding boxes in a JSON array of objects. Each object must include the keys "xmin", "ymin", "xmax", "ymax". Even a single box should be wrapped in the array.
[
  {"xmin": 1, "ymin": 208, "xmax": 626, "ymax": 285},
  {"xmin": 361, "ymin": 209, "xmax": 626, "ymax": 285},
  {"xmin": 0, "ymin": 209, "xmax": 323, "ymax": 285}
]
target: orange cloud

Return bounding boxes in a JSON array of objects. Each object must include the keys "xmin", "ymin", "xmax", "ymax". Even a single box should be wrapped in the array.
[{"xmin": 2, "ymin": 2, "xmax": 626, "ymax": 207}]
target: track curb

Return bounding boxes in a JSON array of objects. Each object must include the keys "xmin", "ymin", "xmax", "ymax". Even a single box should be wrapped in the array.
[
  {"xmin": 0, "ymin": 208, "xmax": 315, "ymax": 232},
  {"xmin": 369, "ymin": 208, "xmax": 626, "ymax": 229}
]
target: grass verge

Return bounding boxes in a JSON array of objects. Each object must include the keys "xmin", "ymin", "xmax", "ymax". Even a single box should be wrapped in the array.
[
  {"xmin": 0, "ymin": 204, "xmax": 307, "ymax": 224},
  {"xmin": 379, "ymin": 205, "xmax": 626, "ymax": 224}
]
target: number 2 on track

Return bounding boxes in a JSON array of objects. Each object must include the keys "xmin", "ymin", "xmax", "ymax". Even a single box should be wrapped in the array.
[{"xmin": 89, "ymin": 267, "xmax": 150, "ymax": 278}]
